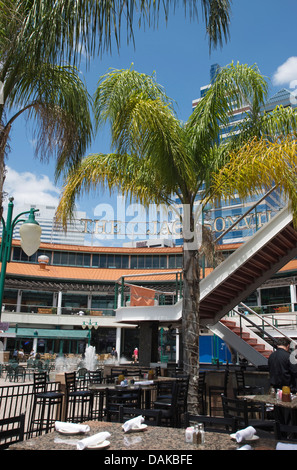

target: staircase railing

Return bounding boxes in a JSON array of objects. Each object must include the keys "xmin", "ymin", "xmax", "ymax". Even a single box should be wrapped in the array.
[{"xmin": 234, "ymin": 302, "xmax": 297, "ymax": 348}]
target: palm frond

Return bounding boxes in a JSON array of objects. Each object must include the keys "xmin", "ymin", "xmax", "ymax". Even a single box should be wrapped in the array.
[
  {"xmin": 4, "ymin": 62, "xmax": 93, "ymax": 179},
  {"xmin": 211, "ymin": 135, "xmax": 297, "ymax": 223}
]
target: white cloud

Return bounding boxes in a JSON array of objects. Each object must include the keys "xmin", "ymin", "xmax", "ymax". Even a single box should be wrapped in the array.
[
  {"xmin": 273, "ymin": 57, "xmax": 297, "ymax": 85},
  {"xmin": 3, "ymin": 166, "xmax": 60, "ymax": 215}
]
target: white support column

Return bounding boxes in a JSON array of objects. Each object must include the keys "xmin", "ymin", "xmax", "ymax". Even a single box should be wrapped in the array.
[
  {"xmin": 116, "ymin": 327, "xmax": 121, "ymax": 360},
  {"xmin": 17, "ymin": 290, "xmax": 22, "ymax": 312},
  {"xmin": 290, "ymin": 284, "xmax": 297, "ymax": 312},
  {"xmin": 57, "ymin": 291, "xmax": 62, "ymax": 315},
  {"xmin": 175, "ymin": 328, "xmax": 179, "ymax": 364},
  {"xmin": 33, "ymin": 337, "xmax": 38, "ymax": 353}
]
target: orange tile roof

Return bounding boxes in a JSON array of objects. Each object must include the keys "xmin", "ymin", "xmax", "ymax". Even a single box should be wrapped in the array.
[
  {"xmin": 4, "ymin": 262, "xmax": 181, "ymax": 282},
  {"xmin": 10, "ymin": 238, "xmax": 183, "ymax": 254}
]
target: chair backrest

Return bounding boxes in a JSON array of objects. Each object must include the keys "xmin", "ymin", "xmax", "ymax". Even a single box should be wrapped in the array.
[
  {"xmin": 184, "ymin": 412, "xmax": 238, "ymax": 433},
  {"xmin": 156, "ymin": 380, "xmax": 174, "ymax": 398},
  {"xmin": 176, "ymin": 375, "xmax": 189, "ymax": 406},
  {"xmin": 105, "ymin": 387, "xmax": 142, "ymax": 420},
  {"xmin": 77, "ymin": 368, "xmax": 89, "ymax": 380},
  {"xmin": 223, "ymin": 366, "xmax": 230, "ymax": 391},
  {"xmin": 235, "ymin": 369, "xmax": 245, "ymax": 389},
  {"xmin": 0, "ymin": 414, "xmax": 25, "ymax": 449},
  {"xmin": 89, "ymin": 369, "xmax": 102, "ymax": 384},
  {"xmin": 65, "ymin": 372, "xmax": 77, "ymax": 393},
  {"xmin": 106, "ymin": 387, "xmax": 142, "ymax": 408},
  {"xmin": 119, "ymin": 406, "xmax": 162, "ymax": 426},
  {"xmin": 33, "ymin": 372, "xmax": 48, "ymax": 394},
  {"xmin": 221, "ymin": 394, "xmax": 249, "ymax": 427}
]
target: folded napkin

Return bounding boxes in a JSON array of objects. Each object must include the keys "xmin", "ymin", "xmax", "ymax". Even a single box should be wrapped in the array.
[
  {"xmin": 235, "ymin": 426, "xmax": 256, "ymax": 443},
  {"xmin": 55, "ymin": 421, "xmax": 90, "ymax": 433},
  {"xmin": 276, "ymin": 442, "xmax": 297, "ymax": 450},
  {"xmin": 134, "ymin": 380, "xmax": 154, "ymax": 386},
  {"xmin": 122, "ymin": 415, "xmax": 144, "ymax": 432},
  {"xmin": 77, "ymin": 432, "xmax": 111, "ymax": 450},
  {"xmin": 237, "ymin": 444, "xmax": 252, "ymax": 450}
]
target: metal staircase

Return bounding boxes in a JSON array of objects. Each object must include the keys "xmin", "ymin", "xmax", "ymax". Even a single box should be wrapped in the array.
[{"xmin": 116, "ymin": 204, "xmax": 297, "ymax": 366}]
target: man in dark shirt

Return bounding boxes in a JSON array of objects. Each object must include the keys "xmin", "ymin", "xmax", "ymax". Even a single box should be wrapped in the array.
[{"xmin": 268, "ymin": 337, "xmax": 297, "ymax": 392}]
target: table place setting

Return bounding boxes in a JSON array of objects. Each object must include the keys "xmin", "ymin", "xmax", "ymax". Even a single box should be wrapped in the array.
[
  {"xmin": 122, "ymin": 415, "xmax": 147, "ymax": 433},
  {"xmin": 55, "ymin": 421, "xmax": 91, "ymax": 435},
  {"xmin": 230, "ymin": 426, "xmax": 259, "ymax": 443},
  {"xmin": 77, "ymin": 432, "xmax": 111, "ymax": 450}
]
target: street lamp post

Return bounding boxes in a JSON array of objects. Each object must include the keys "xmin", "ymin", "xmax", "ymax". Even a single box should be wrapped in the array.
[
  {"xmin": 0, "ymin": 197, "xmax": 41, "ymax": 317},
  {"xmin": 82, "ymin": 319, "xmax": 98, "ymax": 346}
]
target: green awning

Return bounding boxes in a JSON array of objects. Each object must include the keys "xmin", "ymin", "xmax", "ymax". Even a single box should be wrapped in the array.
[{"xmin": 7, "ymin": 328, "xmax": 89, "ymax": 340}]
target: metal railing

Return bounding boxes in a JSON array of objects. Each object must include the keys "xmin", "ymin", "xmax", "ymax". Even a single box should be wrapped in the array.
[
  {"xmin": 114, "ymin": 271, "xmax": 183, "ymax": 308},
  {"xmin": 2, "ymin": 303, "xmax": 115, "ymax": 317},
  {"xmin": 234, "ymin": 302, "xmax": 297, "ymax": 348}
]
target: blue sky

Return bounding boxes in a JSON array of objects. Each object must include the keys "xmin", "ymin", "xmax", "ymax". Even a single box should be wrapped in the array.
[{"xmin": 4, "ymin": 0, "xmax": 297, "ymax": 224}]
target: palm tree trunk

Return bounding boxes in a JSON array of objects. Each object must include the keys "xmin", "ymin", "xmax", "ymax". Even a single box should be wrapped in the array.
[{"xmin": 181, "ymin": 201, "xmax": 201, "ymax": 414}]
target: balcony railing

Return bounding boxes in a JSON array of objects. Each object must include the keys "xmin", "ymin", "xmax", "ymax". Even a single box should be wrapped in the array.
[{"xmin": 2, "ymin": 304, "xmax": 115, "ymax": 317}]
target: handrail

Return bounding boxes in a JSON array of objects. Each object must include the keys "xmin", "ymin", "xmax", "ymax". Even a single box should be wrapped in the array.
[
  {"xmin": 236, "ymin": 302, "xmax": 297, "ymax": 347},
  {"xmin": 215, "ymin": 185, "xmax": 278, "ymax": 243}
]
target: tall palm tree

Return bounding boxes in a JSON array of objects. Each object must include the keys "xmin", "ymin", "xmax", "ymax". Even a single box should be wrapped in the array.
[
  {"xmin": 57, "ymin": 62, "xmax": 297, "ymax": 412},
  {"xmin": 0, "ymin": 0, "xmax": 232, "ymax": 211}
]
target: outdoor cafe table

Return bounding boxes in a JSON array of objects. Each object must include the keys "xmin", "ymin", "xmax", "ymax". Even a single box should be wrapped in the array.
[
  {"xmin": 237, "ymin": 394, "xmax": 297, "ymax": 410},
  {"xmin": 238, "ymin": 393, "xmax": 297, "ymax": 424},
  {"xmin": 8, "ymin": 420, "xmax": 250, "ymax": 451},
  {"xmin": 89, "ymin": 377, "xmax": 177, "ymax": 414}
]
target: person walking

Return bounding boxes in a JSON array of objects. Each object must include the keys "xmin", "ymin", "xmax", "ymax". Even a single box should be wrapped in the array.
[{"xmin": 133, "ymin": 347, "xmax": 138, "ymax": 363}]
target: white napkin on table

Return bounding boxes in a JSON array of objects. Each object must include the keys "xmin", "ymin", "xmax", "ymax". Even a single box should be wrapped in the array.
[
  {"xmin": 77, "ymin": 432, "xmax": 111, "ymax": 450},
  {"xmin": 122, "ymin": 415, "xmax": 144, "ymax": 432},
  {"xmin": 55, "ymin": 421, "xmax": 90, "ymax": 433},
  {"xmin": 134, "ymin": 380, "xmax": 154, "ymax": 386},
  {"xmin": 276, "ymin": 442, "xmax": 297, "ymax": 450},
  {"xmin": 237, "ymin": 444, "xmax": 252, "ymax": 450},
  {"xmin": 235, "ymin": 426, "xmax": 256, "ymax": 443}
]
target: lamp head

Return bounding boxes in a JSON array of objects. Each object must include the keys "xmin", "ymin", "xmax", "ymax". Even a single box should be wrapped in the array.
[{"xmin": 19, "ymin": 209, "xmax": 41, "ymax": 256}]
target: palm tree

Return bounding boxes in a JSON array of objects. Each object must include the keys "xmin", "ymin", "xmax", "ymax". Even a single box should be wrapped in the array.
[
  {"xmin": 15, "ymin": 0, "xmax": 232, "ymax": 66},
  {"xmin": 56, "ymin": 62, "xmax": 297, "ymax": 412},
  {"xmin": 0, "ymin": 0, "xmax": 232, "ymax": 211}
]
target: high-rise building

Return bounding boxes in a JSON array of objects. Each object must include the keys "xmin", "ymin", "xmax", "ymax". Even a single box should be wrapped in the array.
[{"xmin": 11, "ymin": 204, "xmax": 87, "ymax": 245}]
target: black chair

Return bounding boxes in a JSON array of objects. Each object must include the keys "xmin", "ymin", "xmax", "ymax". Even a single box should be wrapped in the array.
[
  {"xmin": 28, "ymin": 372, "xmax": 64, "ymax": 437},
  {"xmin": 153, "ymin": 381, "xmax": 180, "ymax": 427},
  {"xmin": 234, "ymin": 368, "xmax": 264, "ymax": 396},
  {"xmin": 198, "ymin": 372, "xmax": 207, "ymax": 415},
  {"xmin": 77, "ymin": 367, "xmax": 89, "ymax": 382},
  {"xmin": 208, "ymin": 364, "xmax": 229, "ymax": 416},
  {"xmin": 221, "ymin": 394, "xmax": 274, "ymax": 431},
  {"xmin": 105, "ymin": 387, "xmax": 142, "ymax": 421},
  {"xmin": 14, "ymin": 365, "xmax": 26, "ymax": 382},
  {"xmin": 155, "ymin": 380, "xmax": 174, "ymax": 400},
  {"xmin": 0, "ymin": 414, "xmax": 25, "ymax": 449},
  {"xmin": 119, "ymin": 406, "xmax": 162, "ymax": 426},
  {"xmin": 184, "ymin": 412, "xmax": 238, "ymax": 434},
  {"xmin": 274, "ymin": 421, "xmax": 297, "ymax": 440},
  {"xmin": 65, "ymin": 372, "xmax": 94, "ymax": 423},
  {"xmin": 176, "ymin": 375, "xmax": 189, "ymax": 425}
]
